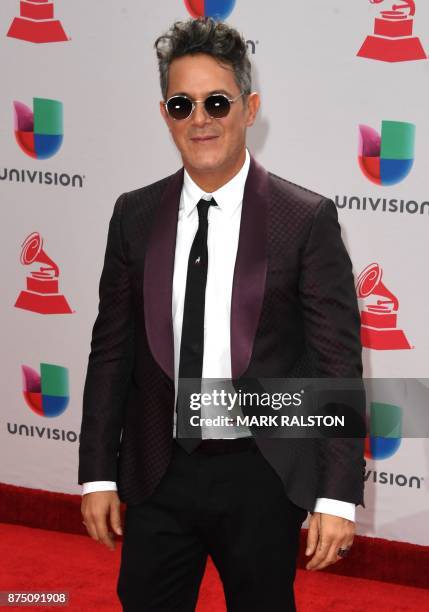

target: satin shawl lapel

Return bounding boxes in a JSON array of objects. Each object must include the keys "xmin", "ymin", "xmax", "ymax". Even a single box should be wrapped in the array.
[
  {"xmin": 231, "ymin": 155, "xmax": 269, "ymax": 379},
  {"xmin": 143, "ymin": 168, "xmax": 183, "ymax": 380},
  {"xmin": 144, "ymin": 156, "xmax": 269, "ymax": 382}
]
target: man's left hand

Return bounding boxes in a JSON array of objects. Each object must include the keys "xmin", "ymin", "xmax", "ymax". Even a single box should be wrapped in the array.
[{"xmin": 305, "ymin": 512, "xmax": 355, "ymax": 570}]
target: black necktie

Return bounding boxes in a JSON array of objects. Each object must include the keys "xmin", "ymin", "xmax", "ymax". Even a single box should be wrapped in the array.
[{"xmin": 176, "ymin": 197, "xmax": 217, "ymax": 452}]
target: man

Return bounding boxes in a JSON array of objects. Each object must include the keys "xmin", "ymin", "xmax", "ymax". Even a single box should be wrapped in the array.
[{"xmin": 79, "ymin": 17, "xmax": 365, "ymax": 612}]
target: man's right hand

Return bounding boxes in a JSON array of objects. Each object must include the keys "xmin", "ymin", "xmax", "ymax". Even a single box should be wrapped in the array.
[{"xmin": 81, "ymin": 491, "xmax": 123, "ymax": 550}]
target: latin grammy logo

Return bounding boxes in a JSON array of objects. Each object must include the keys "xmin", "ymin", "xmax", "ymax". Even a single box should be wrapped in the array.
[
  {"xmin": 356, "ymin": 263, "xmax": 412, "ymax": 350},
  {"xmin": 357, "ymin": 0, "xmax": 426, "ymax": 62},
  {"xmin": 14, "ymin": 232, "xmax": 73, "ymax": 315},
  {"xmin": 7, "ymin": 0, "xmax": 68, "ymax": 44}
]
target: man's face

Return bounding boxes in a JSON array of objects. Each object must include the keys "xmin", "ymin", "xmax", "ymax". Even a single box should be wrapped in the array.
[{"xmin": 160, "ymin": 53, "xmax": 259, "ymax": 176}]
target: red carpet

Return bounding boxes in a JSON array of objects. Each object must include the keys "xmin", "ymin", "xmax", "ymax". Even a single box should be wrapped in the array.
[
  {"xmin": 1, "ymin": 523, "xmax": 429, "ymax": 611},
  {"xmin": 1, "ymin": 482, "xmax": 429, "ymax": 589}
]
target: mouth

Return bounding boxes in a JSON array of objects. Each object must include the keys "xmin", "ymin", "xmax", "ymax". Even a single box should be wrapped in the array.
[{"xmin": 190, "ymin": 135, "xmax": 219, "ymax": 143}]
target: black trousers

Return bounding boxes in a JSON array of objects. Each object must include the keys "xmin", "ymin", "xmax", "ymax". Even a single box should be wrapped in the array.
[{"xmin": 117, "ymin": 440, "xmax": 308, "ymax": 612}]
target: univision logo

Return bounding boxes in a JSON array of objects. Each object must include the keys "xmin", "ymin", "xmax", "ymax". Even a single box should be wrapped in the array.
[
  {"xmin": 364, "ymin": 470, "xmax": 423, "ymax": 488},
  {"xmin": 184, "ymin": 0, "xmax": 236, "ymax": 19},
  {"xmin": 364, "ymin": 402, "xmax": 424, "ymax": 489},
  {"xmin": 7, "ymin": 423, "xmax": 79, "ymax": 443},
  {"xmin": 5, "ymin": 96, "xmax": 85, "ymax": 188},
  {"xmin": 365, "ymin": 401, "xmax": 402, "ymax": 459},
  {"xmin": 358, "ymin": 120, "xmax": 415, "ymax": 186},
  {"xmin": 14, "ymin": 98, "xmax": 63, "ymax": 160},
  {"xmin": 334, "ymin": 119, "xmax": 423, "ymax": 215},
  {"xmin": 183, "ymin": 1, "xmax": 258, "ymax": 53},
  {"xmin": 22, "ymin": 362, "xmax": 69, "ymax": 417}
]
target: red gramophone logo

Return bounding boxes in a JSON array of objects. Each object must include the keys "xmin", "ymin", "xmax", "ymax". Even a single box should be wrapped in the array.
[
  {"xmin": 7, "ymin": 0, "xmax": 68, "ymax": 44},
  {"xmin": 357, "ymin": 0, "xmax": 426, "ymax": 62},
  {"xmin": 356, "ymin": 263, "xmax": 412, "ymax": 350},
  {"xmin": 15, "ymin": 232, "xmax": 73, "ymax": 315}
]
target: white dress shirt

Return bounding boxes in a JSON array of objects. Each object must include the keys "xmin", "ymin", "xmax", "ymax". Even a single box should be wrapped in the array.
[{"xmin": 82, "ymin": 149, "xmax": 355, "ymax": 522}]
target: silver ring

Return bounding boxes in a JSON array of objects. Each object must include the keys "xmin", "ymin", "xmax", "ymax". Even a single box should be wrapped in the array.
[{"xmin": 337, "ymin": 546, "xmax": 351, "ymax": 558}]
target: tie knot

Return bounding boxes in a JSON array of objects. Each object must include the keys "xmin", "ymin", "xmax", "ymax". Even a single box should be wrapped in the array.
[{"xmin": 197, "ymin": 197, "xmax": 217, "ymax": 222}]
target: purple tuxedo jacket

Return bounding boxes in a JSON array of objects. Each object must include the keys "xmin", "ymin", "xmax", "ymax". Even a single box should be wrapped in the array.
[{"xmin": 78, "ymin": 155, "xmax": 366, "ymax": 511}]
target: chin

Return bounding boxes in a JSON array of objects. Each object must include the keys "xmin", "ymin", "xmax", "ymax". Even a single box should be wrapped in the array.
[{"xmin": 186, "ymin": 152, "xmax": 226, "ymax": 173}]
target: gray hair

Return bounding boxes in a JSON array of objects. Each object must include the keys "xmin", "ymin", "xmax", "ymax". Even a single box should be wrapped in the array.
[{"xmin": 154, "ymin": 17, "xmax": 252, "ymax": 100}]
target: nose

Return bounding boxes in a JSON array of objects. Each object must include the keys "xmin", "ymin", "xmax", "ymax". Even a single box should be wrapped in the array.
[{"xmin": 191, "ymin": 100, "xmax": 212, "ymax": 127}]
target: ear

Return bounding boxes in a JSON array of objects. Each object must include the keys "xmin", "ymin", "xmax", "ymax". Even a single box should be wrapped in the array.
[
  {"xmin": 245, "ymin": 92, "xmax": 261, "ymax": 128},
  {"xmin": 159, "ymin": 100, "xmax": 170, "ymax": 127}
]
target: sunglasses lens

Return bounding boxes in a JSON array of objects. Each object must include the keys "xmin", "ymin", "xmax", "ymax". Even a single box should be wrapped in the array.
[
  {"xmin": 205, "ymin": 95, "xmax": 231, "ymax": 118},
  {"xmin": 166, "ymin": 96, "xmax": 193, "ymax": 120}
]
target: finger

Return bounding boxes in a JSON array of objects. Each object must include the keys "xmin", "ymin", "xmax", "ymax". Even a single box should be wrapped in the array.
[
  {"xmin": 305, "ymin": 514, "xmax": 320, "ymax": 556},
  {"xmin": 103, "ymin": 532, "xmax": 116, "ymax": 551},
  {"xmin": 94, "ymin": 516, "xmax": 115, "ymax": 550},
  {"xmin": 81, "ymin": 500, "xmax": 98, "ymax": 541},
  {"xmin": 312, "ymin": 541, "xmax": 342, "ymax": 570},
  {"xmin": 84, "ymin": 517, "xmax": 100, "ymax": 543},
  {"xmin": 305, "ymin": 534, "xmax": 332, "ymax": 570},
  {"xmin": 110, "ymin": 502, "xmax": 123, "ymax": 536}
]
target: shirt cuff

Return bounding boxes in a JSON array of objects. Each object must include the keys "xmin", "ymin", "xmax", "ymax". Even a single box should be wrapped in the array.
[
  {"xmin": 82, "ymin": 481, "xmax": 118, "ymax": 495},
  {"xmin": 313, "ymin": 498, "xmax": 355, "ymax": 521}
]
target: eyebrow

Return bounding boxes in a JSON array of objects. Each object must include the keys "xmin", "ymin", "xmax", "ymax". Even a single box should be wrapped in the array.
[{"xmin": 168, "ymin": 89, "xmax": 235, "ymax": 99}]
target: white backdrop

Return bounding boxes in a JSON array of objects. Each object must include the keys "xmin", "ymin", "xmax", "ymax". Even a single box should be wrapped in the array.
[{"xmin": 1, "ymin": 0, "xmax": 428, "ymax": 545}]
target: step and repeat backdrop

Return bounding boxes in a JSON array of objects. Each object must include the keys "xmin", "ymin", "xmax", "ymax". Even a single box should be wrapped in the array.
[{"xmin": 1, "ymin": 1, "xmax": 428, "ymax": 545}]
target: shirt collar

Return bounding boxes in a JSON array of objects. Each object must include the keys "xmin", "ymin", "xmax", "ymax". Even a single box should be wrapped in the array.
[{"xmin": 182, "ymin": 148, "xmax": 250, "ymax": 218}]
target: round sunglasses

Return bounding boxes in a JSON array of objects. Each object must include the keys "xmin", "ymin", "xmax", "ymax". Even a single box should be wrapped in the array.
[{"xmin": 164, "ymin": 92, "xmax": 244, "ymax": 121}]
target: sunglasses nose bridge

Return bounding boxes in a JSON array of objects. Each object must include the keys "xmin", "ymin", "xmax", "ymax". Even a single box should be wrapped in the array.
[{"xmin": 191, "ymin": 99, "xmax": 212, "ymax": 123}]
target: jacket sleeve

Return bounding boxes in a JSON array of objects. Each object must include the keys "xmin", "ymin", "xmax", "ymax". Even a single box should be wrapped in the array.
[
  {"xmin": 298, "ymin": 197, "xmax": 366, "ymax": 506},
  {"xmin": 78, "ymin": 192, "xmax": 135, "ymax": 484}
]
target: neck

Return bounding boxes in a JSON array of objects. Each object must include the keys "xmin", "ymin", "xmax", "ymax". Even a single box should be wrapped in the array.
[{"xmin": 184, "ymin": 149, "xmax": 246, "ymax": 193}]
